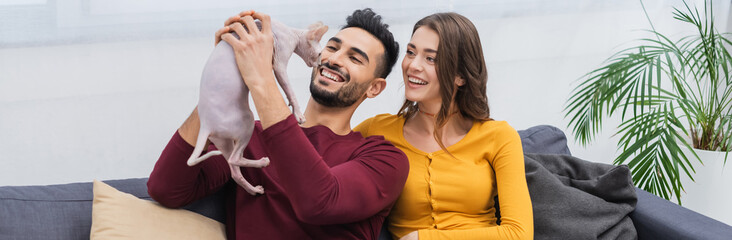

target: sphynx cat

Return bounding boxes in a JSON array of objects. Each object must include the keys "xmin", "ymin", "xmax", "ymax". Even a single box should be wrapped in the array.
[{"xmin": 186, "ymin": 20, "xmax": 328, "ymax": 195}]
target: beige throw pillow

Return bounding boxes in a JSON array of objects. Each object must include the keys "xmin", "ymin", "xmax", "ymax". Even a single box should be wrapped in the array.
[{"xmin": 90, "ymin": 180, "xmax": 226, "ymax": 239}]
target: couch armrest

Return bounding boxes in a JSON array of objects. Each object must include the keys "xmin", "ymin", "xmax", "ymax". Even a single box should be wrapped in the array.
[{"xmin": 631, "ymin": 187, "xmax": 732, "ymax": 240}]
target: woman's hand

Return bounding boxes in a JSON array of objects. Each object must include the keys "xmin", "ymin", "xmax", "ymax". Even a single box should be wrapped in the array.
[
  {"xmin": 400, "ymin": 231, "xmax": 419, "ymax": 240},
  {"xmin": 214, "ymin": 10, "xmax": 255, "ymax": 46}
]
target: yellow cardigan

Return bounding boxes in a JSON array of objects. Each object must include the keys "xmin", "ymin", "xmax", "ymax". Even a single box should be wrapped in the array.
[{"xmin": 354, "ymin": 114, "xmax": 533, "ymax": 240}]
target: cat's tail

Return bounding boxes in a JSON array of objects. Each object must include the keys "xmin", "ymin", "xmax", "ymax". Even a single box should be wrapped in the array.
[{"xmin": 186, "ymin": 129, "xmax": 221, "ymax": 166}]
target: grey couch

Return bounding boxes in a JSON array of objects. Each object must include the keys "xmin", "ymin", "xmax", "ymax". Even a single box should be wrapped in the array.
[{"xmin": 2, "ymin": 125, "xmax": 732, "ymax": 239}]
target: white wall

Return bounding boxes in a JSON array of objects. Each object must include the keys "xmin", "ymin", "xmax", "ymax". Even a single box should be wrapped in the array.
[{"xmin": 1, "ymin": 0, "xmax": 727, "ymax": 188}]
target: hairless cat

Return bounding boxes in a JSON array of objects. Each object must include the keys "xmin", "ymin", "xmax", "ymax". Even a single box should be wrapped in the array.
[{"xmin": 186, "ymin": 20, "xmax": 328, "ymax": 195}]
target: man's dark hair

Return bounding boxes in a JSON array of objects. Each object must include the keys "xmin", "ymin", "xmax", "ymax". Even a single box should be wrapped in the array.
[{"xmin": 343, "ymin": 8, "xmax": 399, "ymax": 78}]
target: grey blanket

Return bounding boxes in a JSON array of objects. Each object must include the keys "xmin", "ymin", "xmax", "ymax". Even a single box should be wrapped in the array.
[{"xmin": 524, "ymin": 153, "xmax": 637, "ymax": 240}]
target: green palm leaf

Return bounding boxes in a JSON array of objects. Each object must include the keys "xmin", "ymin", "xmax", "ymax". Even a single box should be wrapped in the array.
[{"xmin": 564, "ymin": 0, "xmax": 732, "ymax": 203}]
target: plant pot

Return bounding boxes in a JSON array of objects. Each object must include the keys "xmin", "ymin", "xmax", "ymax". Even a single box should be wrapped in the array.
[{"xmin": 679, "ymin": 147, "xmax": 732, "ymax": 225}]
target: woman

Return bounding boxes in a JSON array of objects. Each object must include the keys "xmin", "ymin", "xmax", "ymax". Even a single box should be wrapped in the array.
[{"xmin": 355, "ymin": 13, "xmax": 533, "ymax": 240}]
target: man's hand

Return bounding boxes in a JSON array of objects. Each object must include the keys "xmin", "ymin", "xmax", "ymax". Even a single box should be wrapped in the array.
[
  {"xmin": 400, "ymin": 231, "xmax": 419, "ymax": 240},
  {"xmin": 220, "ymin": 11, "xmax": 290, "ymax": 129},
  {"xmin": 221, "ymin": 12, "xmax": 275, "ymax": 87},
  {"xmin": 214, "ymin": 10, "xmax": 255, "ymax": 46},
  {"xmin": 181, "ymin": 11, "xmax": 258, "ymax": 148},
  {"xmin": 221, "ymin": 13, "xmax": 274, "ymax": 92}
]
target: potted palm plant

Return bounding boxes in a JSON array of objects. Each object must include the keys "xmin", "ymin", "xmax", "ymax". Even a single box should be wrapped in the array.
[{"xmin": 565, "ymin": 0, "xmax": 732, "ymax": 204}]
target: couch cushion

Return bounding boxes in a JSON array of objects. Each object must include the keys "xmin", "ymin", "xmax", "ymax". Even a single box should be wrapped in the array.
[
  {"xmin": 90, "ymin": 180, "xmax": 225, "ymax": 239},
  {"xmin": 524, "ymin": 153, "xmax": 637, "ymax": 239},
  {"xmin": 0, "ymin": 178, "xmax": 225, "ymax": 240},
  {"xmin": 518, "ymin": 125, "xmax": 572, "ymax": 155}
]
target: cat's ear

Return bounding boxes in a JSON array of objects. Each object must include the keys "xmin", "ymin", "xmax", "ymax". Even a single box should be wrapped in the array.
[
  {"xmin": 307, "ymin": 22, "xmax": 328, "ymax": 42},
  {"xmin": 307, "ymin": 21, "xmax": 323, "ymax": 30}
]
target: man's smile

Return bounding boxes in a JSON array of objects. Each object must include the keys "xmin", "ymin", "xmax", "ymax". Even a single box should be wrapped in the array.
[{"xmin": 320, "ymin": 67, "xmax": 346, "ymax": 83}]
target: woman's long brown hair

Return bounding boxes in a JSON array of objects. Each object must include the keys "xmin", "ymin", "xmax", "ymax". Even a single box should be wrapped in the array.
[{"xmin": 398, "ymin": 12, "xmax": 492, "ymax": 154}]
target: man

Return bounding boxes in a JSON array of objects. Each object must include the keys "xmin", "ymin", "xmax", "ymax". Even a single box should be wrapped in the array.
[{"xmin": 147, "ymin": 8, "xmax": 408, "ymax": 240}]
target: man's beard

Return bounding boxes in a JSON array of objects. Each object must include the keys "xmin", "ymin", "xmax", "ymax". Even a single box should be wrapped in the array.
[{"xmin": 310, "ymin": 62, "xmax": 370, "ymax": 108}]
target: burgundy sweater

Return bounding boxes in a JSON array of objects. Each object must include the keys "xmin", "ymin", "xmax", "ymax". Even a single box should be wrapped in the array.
[{"xmin": 147, "ymin": 115, "xmax": 409, "ymax": 239}]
